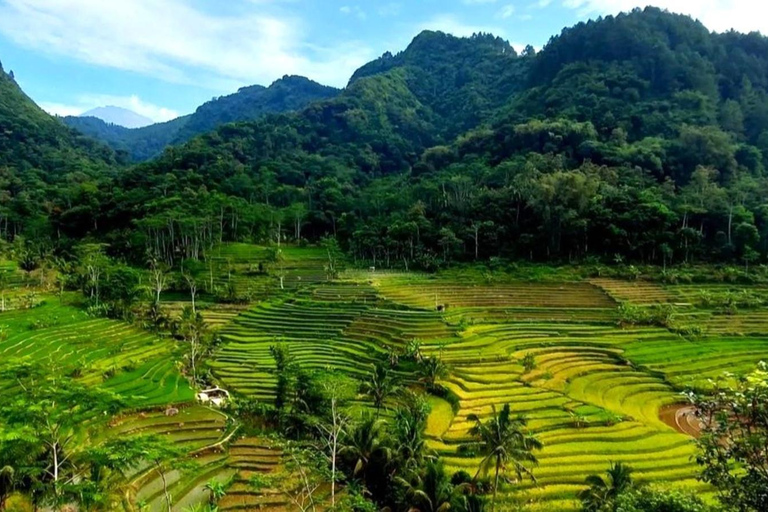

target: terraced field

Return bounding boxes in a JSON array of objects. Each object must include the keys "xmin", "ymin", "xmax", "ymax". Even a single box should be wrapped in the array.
[
  {"xmin": 200, "ymin": 244, "xmax": 329, "ymax": 298},
  {"xmin": 203, "ymin": 274, "xmax": 768, "ymax": 510},
  {"xmin": 590, "ymin": 278, "xmax": 676, "ymax": 305},
  {"xmin": 210, "ymin": 282, "xmax": 457, "ymax": 399},
  {"xmin": 420, "ymin": 323, "xmax": 709, "ymax": 511},
  {"xmin": 4, "ymin": 256, "xmax": 768, "ymax": 511}
]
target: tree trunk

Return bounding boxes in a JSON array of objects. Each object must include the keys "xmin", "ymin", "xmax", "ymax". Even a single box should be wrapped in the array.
[
  {"xmin": 158, "ymin": 466, "xmax": 172, "ymax": 512},
  {"xmin": 492, "ymin": 463, "xmax": 500, "ymax": 512}
]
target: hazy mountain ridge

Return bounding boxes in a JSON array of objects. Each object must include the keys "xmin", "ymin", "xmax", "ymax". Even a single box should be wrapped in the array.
[
  {"xmin": 62, "ymin": 75, "xmax": 340, "ymax": 161},
  {"xmin": 81, "ymin": 106, "xmax": 154, "ymax": 129}
]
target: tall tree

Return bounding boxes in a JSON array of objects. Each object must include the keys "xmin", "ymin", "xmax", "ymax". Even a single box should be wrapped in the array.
[{"xmin": 464, "ymin": 404, "xmax": 542, "ymax": 512}]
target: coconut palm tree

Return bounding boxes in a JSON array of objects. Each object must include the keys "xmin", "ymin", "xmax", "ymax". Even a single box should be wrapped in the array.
[
  {"xmin": 360, "ymin": 363, "xmax": 399, "ymax": 414},
  {"xmin": 578, "ymin": 462, "xmax": 634, "ymax": 512},
  {"xmin": 397, "ymin": 459, "xmax": 453, "ymax": 512},
  {"xmin": 464, "ymin": 404, "xmax": 542, "ymax": 512},
  {"xmin": 417, "ymin": 356, "xmax": 448, "ymax": 391},
  {"xmin": 341, "ymin": 413, "xmax": 390, "ymax": 477}
]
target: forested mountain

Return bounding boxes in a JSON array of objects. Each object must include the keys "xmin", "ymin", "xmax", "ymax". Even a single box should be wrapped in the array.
[
  {"xmin": 62, "ymin": 75, "xmax": 340, "ymax": 161},
  {"xmin": 0, "ymin": 62, "xmax": 118, "ymax": 239},
  {"xmin": 4, "ymin": 7, "xmax": 768, "ymax": 269},
  {"xmin": 62, "ymin": 114, "xmax": 190, "ymax": 162}
]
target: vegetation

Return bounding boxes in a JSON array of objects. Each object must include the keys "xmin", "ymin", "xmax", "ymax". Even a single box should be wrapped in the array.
[
  {"xmin": 2, "ymin": 5, "xmax": 768, "ymax": 512},
  {"xmin": 62, "ymin": 76, "xmax": 339, "ymax": 161},
  {"xmin": 689, "ymin": 364, "xmax": 768, "ymax": 511}
]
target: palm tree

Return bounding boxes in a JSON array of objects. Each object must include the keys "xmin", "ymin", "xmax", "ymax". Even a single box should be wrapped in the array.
[
  {"xmin": 578, "ymin": 462, "xmax": 633, "ymax": 512},
  {"xmin": 397, "ymin": 459, "xmax": 453, "ymax": 512},
  {"xmin": 393, "ymin": 400, "xmax": 430, "ymax": 472},
  {"xmin": 464, "ymin": 404, "xmax": 542, "ymax": 512},
  {"xmin": 360, "ymin": 363, "xmax": 399, "ymax": 414},
  {"xmin": 341, "ymin": 413, "xmax": 390, "ymax": 477},
  {"xmin": 418, "ymin": 356, "xmax": 448, "ymax": 391}
]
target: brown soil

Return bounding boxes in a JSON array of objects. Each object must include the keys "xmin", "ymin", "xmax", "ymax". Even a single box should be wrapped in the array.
[{"xmin": 660, "ymin": 404, "xmax": 703, "ymax": 438}]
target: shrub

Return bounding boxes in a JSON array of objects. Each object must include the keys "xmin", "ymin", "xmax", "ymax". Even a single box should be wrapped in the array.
[
  {"xmin": 522, "ymin": 353, "xmax": 537, "ymax": 373},
  {"xmin": 615, "ymin": 486, "xmax": 713, "ymax": 512}
]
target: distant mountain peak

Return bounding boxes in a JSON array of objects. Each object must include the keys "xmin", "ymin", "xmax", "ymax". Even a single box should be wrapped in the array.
[{"xmin": 81, "ymin": 106, "xmax": 154, "ymax": 129}]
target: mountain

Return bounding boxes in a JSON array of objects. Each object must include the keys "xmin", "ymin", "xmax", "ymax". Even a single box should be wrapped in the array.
[
  {"xmin": 174, "ymin": 75, "xmax": 340, "ymax": 142},
  {"xmin": 81, "ymin": 106, "xmax": 154, "ymax": 128},
  {"xmin": 112, "ymin": 8, "xmax": 768, "ymax": 264},
  {"xmin": 4, "ymin": 8, "xmax": 768, "ymax": 267},
  {"xmin": 63, "ymin": 75, "xmax": 340, "ymax": 161},
  {"xmin": 62, "ymin": 114, "xmax": 190, "ymax": 162},
  {"xmin": 0, "ymin": 63, "xmax": 118, "ymax": 238}
]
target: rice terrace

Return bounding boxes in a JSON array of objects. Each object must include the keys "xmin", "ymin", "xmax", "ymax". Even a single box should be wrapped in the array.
[
  {"xmin": 2, "ymin": 3, "xmax": 768, "ymax": 512},
  {"xmin": 1, "ymin": 240, "xmax": 767, "ymax": 511}
]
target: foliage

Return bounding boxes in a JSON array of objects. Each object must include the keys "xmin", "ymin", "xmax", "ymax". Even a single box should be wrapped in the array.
[
  {"xmin": 579, "ymin": 462, "xmax": 634, "ymax": 512},
  {"xmin": 463, "ymin": 404, "xmax": 542, "ymax": 512},
  {"xmin": 688, "ymin": 363, "xmax": 768, "ymax": 511},
  {"xmin": 614, "ymin": 486, "xmax": 714, "ymax": 512}
]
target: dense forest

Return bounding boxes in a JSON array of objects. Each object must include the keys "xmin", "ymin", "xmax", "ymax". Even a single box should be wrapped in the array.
[
  {"xmin": 2, "ymin": 7, "xmax": 768, "ymax": 271},
  {"xmin": 62, "ymin": 76, "xmax": 340, "ymax": 161}
]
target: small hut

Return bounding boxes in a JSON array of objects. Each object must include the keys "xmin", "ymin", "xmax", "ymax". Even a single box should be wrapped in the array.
[{"xmin": 196, "ymin": 387, "xmax": 230, "ymax": 407}]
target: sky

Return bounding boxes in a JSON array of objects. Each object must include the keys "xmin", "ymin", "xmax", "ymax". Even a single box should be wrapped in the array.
[{"xmin": 0, "ymin": 0, "xmax": 764, "ymax": 123}]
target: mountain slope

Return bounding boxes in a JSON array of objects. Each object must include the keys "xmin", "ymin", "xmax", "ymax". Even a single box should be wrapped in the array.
[
  {"xmin": 0, "ymin": 64, "xmax": 119, "ymax": 238},
  {"xmin": 351, "ymin": 31, "xmax": 528, "ymax": 136},
  {"xmin": 174, "ymin": 75, "xmax": 340, "ymax": 142},
  {"xmin": 0, "ymin": 65, "xmax": 116, "ymax": 177},
  {"xmin": 81, "ymin": 106, "xmax": 154, "ymax": 128},
  {"xmin": 111, "ymin": 10, "xmax": 768, "ymax": 263},
  {"xmin": 63, "ymin": 75, "xmax": 340, "ymax": 161}
]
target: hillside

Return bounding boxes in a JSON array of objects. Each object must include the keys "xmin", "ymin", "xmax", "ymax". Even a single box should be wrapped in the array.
[
  {"xmin": 63, "ymin": 75, "xmax": 340, "ymax": 161},
  {"xmin": 2, "ymin": 7, "xmax": 768, "ymax": 268},
  {"xmin": 0, "ymin": 63, "xmax": 118, "ymax": 239},
  {"xmin": 99, "ymin": 9, "xmax": 768, "ymax": 268}
]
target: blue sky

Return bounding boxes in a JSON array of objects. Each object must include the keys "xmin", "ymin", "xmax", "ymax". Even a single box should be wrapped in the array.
[{"xmin": 0, "ymin": 0, "xmax": 760, "ymax": 123}]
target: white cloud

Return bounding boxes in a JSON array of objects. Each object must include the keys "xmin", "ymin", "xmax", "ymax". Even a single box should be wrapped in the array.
[
  {"xmin": 463, "ymin": 0, "xmax": 498, "ymax": 4},
  {"xmin": 562, "ymin": 1, "xmax": 768, "ymax": 34},
  {"xmin": 39, "ymin": 94, "xmax": 179, "ymax": 123},
  {"xmin": 498, "ymin": 4, "xmax": 516, "ymax": 18},
  {"xmin": 38, "ymin": 102, "xmax": 84, "ymax": 118},
  {"xmin": 340, "ymin": 5, "xmax": 367, "ymax": 20},
  {"xmin": 417, "ymin": 14, "xmax": 507, "ymax": 38},
  {"xmin": 0, "ymin": 0, "xmax": 374, "ymax": 89}
]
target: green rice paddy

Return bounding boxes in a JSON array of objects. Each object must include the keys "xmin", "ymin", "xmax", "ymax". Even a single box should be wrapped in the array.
[{"xmin": 3, "ymin": 246, "xmax": 768, "ymax": 511}]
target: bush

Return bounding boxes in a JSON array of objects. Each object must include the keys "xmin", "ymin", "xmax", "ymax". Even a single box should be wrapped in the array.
[{"xmin": 615, "ymin": 487, "xmax": 714, "ymax": 512}]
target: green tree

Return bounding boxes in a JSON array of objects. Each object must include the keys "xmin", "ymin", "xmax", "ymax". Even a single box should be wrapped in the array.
[
  {"xmin": 417, "ymin": 356, "xmax": 448, "ymax": 392},
  {"xmin": 341, "ymin": 413, "xmax": 390, "ymax": 479},
  {"xmin": 689, "ymin": 363, "xmax": 768, "ymax": 511},
  {"xmin": 398, "ymin": 459, "xmax": 453, "ymax": 512},
  {"xmin": 614, "ymin": 486, "xmax": 712, "ymax": 512},
  {"xmin": 578, "ymin": 462, "xmax": 634, "ymax": 512},
  {"xmin": 0, "ymin": 362, "xmax": 124, "ymax": 510},
  {"xmin": 360, "ymin": 362, "xmax": 399, "ymax": 414},
  {"xmin": 464, "ymin": 404, "xmax": 542, "ymax": 512}
]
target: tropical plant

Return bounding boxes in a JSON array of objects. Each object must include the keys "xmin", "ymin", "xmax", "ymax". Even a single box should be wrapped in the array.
[
  {"xmin": 463, "ymin": 404, "xmax": 542, "ymax": 512},
  {"xmin": 397, "ymin": 459, "xmax": 453, "ymax": 512},
  {"xmin": 360, "ymin": 362, "xmax": 399, "ymax": 413},
  {"xmin": 578, "ymin": 462, "xmax": 634, "ymax": 512}
]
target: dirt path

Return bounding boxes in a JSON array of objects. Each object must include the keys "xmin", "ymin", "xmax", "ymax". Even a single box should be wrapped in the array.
[{"xmin": 660, "ymin": 404, "xmax": 703, "ymax": 438}]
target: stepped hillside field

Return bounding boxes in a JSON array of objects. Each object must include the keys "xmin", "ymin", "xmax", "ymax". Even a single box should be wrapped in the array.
[
  {"xmin": 2, "ymin": 246, "xmax": 768, "ymax": 511},
  {"xmin": 202, "ymin": 255, "xmax": 768, "ymax": 511}
]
